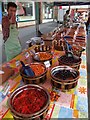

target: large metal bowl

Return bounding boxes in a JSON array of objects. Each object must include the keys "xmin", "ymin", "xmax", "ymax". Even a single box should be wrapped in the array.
[{"xmin": 8, "ymin": 84, "xmax": 50, "ymax": 120}]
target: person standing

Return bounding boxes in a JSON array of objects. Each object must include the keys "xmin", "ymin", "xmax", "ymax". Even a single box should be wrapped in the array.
[
  {"xmin": 70, "ymin": 9, "xmax": 75, "ymax": 23},
  {"xmin": 74, "ymin": 8, "xmax": 80, "ymax": 22},
  {"xmin": 63, "ymin": 6, "xmax": 70, "ymax": 27},
  {"xmin": 2, "ymin": 2, "xmax": 22, "ymax": 61},
  {"xmin": 86, "ymin": 12, "xmax": 90, "ymax": 35}
]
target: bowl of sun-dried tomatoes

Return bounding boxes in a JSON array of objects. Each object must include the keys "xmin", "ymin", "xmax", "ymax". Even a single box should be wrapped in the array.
[
  {"xmin": 8, "ymin": 84, "xmax": 50, "ymax": 120},
  {"xmin": 33, "ymin": 52, "xmax": 53, "ymax": 65},
  {"xmin": 20, "ymin": 63, "xmax": 47, "ymax": 84}
]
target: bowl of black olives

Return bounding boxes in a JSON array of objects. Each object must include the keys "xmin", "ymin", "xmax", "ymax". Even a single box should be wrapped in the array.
[
  {"xmin": 50, "ymin": 66, "xmax": 80, "ymax": 90},
  {"xmin": 58, "ymin": 52, "xmax": 82, "ymax": 70}
]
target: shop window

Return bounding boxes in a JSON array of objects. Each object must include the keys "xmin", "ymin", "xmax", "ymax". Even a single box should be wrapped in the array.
[
  {"xmin": 43, "ymin": 4, "xmax": 53, "ymax": 19},
  {"xmin": 16, "ymin": 2, "xmax": 35, "ymax": 22}
]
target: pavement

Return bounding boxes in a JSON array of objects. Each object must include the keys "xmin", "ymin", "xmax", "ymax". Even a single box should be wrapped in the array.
[{"xmin": 1, "ymin": 21, "xmax": 60, "ymax": 64}]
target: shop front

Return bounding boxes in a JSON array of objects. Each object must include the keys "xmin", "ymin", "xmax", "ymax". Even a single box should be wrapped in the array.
[
  {"xmin": 2, "ymin": 1, "xmax": 35, "ymax": 22},
  {"xmin": 42, "ymin": 2, "xmax": 53, "ymax": 23},
  {"xmin": 16, "ymin": 2, "xmax": 35, "ymax": 22}
]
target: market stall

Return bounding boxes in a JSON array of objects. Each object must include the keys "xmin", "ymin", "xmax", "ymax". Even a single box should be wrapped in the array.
[{"xmin": 0, "ymin": 21, "xmax": 88, "ymax": 119}]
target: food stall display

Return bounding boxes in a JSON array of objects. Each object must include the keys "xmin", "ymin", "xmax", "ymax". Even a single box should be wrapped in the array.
[{"xmin": 0, "ymin": 23, "xmax": 88, "ymax": 119}]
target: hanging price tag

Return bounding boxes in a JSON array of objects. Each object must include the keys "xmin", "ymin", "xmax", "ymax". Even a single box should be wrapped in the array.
[
  {"xmin": 44, "ymin": 61, "xmax": 51, "ymax": 68},
  {"xmin": 25, "ymin": 52, "xmax": 30, "ymax": 58}
]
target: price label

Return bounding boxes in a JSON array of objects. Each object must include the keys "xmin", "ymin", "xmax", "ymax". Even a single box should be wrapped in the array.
[
  {"xmin": 75, "ymin": 31, "xmax": 77, "ymax": 34},
  {"xmin": 2, "ymin": 82, "xmax": 10, "ymax": 96},
  {"xmin": 44, "ymin": 61, "xmax": 51, "ymax": 68},
  {"xmin": 16, "ymin": 60, "xmax": 20, "ymax": 67},
  {"xmin": 25, "ymin": 52, "xmax": 30, "ymax": 58},
  {"xmin": 0, "ymin": 70, "xmax": 4, "ymax": 74}
]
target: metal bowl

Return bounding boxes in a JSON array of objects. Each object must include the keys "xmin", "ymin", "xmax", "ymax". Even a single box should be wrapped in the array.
[
  {"xmin": 20, "ymin": 63, "xmax": 47, "ymax": 84},
  {"xmin": 8, "ymin": 84, "xmax": 50, "ymax": 120},
  {"xmin": 50, "ymin": 66, "xmax": 80, "ymax": 90}
]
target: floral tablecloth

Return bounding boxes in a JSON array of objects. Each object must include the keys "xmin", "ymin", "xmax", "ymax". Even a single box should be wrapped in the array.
[{"xmin": 0, "ymin": 47, "xmax": 88, "ymax": 119}]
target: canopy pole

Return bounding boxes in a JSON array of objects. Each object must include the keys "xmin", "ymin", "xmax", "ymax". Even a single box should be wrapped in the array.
[{"xmin": 35, "ymin": 2, "xmax": 39, "ymax": 36}]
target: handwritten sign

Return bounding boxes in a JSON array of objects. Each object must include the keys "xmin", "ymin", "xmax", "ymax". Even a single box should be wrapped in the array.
[
  {"xmin": 44, "ymin": 61, "xmax": 51, "ymax": 68},
  {"xmin": 15, "ymin": 60, "xmax": 20, "ymax": 67},
  {"xmin": 25, "ymin": 52, "xmax": 30, "ymax": 58}
]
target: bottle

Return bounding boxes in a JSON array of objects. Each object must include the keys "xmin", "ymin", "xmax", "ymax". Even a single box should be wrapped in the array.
[{"xmin": 20, "ymin": 61, "xmax": 35, "ymax": 77}]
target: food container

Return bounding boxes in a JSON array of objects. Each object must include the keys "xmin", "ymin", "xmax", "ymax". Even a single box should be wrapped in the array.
[
  {"xmin": 50, "ymin": 66, "xmax": 80, "ymax": 90},
  {"xmin": 8, "ymin": 84, "xmax": 50, "ymax": 120},
  {"xmin": 66, "ymin": 41, "xmax": 85, "ymax": 57},
  {"xmin": 55, "ymin": 33, "xmax": 62, "ymax": 40},
  {"xmin": 33, "ymin": 52, "xmax": 53, "ymax": 65},
  {"xmin": 26, "ymin": 37, "xmax": 44, "ymax": 47},
  {"xmin": 75, "ymin": 39, "xmax": 86, "ymax": 45},
  {"xmin": 74, "ymin": 41, "xmax": 86, "ymax": 47},
  {"xmin": 34, "ymin": 45, "xmax": 51, "ymax": 53},
  {"xmin": 53, "ymin": 40, "xmax": 65, "ymax": 51},
  {"xmin": 41, "ymin": 34, "xmax": 54, "ymax": 46},
  {"xmin": 20, "ymin": 63, "xmax": 47, "ymax": 84},
  {"xmin": 72, "ymin": 46, "xmax": 85, "ymax": 57},
  {"xmin": 71, "ymin": 24, "xmax": 79, "ymax": 29},
  {"xmin": 58, "ymin": 53, "xmax": 82, "ymax": 70}
]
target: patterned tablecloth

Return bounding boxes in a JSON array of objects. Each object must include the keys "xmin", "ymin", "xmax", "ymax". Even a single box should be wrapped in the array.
[{"xmin": 0, "ymin": 46, "xmax": 88, "ymax": 119}]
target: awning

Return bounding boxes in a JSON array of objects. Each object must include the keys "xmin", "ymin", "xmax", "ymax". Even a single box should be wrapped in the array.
[{"xmin": 54, "ymin": 2, "xmax": 90, "ymax": 6}]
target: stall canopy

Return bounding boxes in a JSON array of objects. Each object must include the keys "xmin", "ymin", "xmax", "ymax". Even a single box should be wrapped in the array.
[
  {"xmin": 43, "ymin": 1, "xmax": 90, "ymax": 7},
  {"xmin": 54, "ymin": 2, "xmax": 90, "ymax": 6}
]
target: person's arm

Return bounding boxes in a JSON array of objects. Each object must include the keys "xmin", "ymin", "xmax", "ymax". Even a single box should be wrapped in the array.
[
  {"xmin": 2, "ymin": 17, "xmax": 10, "ymax": 42},
  {"xmin": 68, "ymin": 5, "xmax": 70, "ymax": 12}
]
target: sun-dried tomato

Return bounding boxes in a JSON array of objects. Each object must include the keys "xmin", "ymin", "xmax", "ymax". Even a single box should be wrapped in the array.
[{"xmin": 12, "ymin": 89, "xmax": 46, "ymax": 114}]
